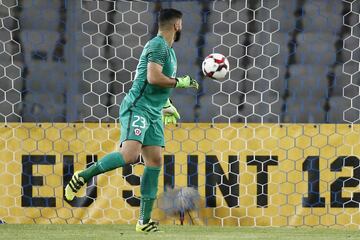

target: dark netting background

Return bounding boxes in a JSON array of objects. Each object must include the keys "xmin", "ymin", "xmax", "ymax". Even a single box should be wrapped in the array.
[{"xmin": 0, "ymin": 0, "xmax": 359, "ymax": 123}]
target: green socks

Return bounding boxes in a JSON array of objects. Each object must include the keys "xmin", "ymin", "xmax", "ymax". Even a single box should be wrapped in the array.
[
  {"xmin": 139, "ymin": 166, "xmax": 161, "ymax": 224},
  {"xmin": 79, "ymin": 152, "xmax": 126, "ymax": 182},
  {"xmin": 78, "ymin": 153, "xmax": 160, "ymax": 225}
]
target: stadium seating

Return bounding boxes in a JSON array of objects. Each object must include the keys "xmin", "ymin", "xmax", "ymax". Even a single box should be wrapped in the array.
[
  {"xmin": 1, "ymin": 0, "xmax": 355, "ymax": 124},
  {"xmin": 328, "ymin": 96, "xmax": 351, "ymax": 123}
]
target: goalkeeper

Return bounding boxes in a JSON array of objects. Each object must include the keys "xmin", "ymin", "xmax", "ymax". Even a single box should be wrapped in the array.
[{"xmin": 65, "ymin": 8, "xmax": 198, "ymax": 233}]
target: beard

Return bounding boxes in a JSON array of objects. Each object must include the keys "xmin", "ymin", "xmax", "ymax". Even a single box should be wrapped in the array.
[{"xmin": 174, "ymin": 30, "xmax": 181, "ymax": 42}]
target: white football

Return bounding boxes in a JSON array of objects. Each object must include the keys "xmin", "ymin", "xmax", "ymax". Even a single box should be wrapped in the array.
[{"xmin": 202, "ymin": 53, "xmax": 229, "ymax": 80}]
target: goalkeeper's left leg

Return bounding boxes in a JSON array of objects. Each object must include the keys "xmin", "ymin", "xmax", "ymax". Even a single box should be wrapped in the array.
[
  {"xmin": 64, "ymin": 141, "xmax": 141, "ymax": 201},
  {"xmin": 64, "ymin": 152, "xmax": 127, "ymax": 201}
]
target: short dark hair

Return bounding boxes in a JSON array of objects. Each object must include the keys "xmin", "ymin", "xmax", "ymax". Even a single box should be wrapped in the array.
[{"xmin": 158, "ymin": 8, "xmax": 182, "ymax": 27}]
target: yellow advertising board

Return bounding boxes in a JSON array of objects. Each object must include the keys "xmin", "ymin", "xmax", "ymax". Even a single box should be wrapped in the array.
[{"xmin": 0, "ymin": 123, "xmax": 360, "ymax": 227}]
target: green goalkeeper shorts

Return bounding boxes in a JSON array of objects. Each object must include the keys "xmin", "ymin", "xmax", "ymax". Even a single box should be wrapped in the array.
[{"xmin": 119, "ymin": 106, "xmax": 165, "ymax": 147}]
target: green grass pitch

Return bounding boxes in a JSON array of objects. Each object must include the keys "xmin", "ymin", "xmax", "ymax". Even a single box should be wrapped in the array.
[{"xmin": 1, "ymin": 224, "xmax": 360, "ymax": 240}]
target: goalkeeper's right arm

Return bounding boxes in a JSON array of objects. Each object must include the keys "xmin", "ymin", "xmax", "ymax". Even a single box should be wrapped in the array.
[{"xmin": 147, "ymin": 62, "xmax": 199, "ymax": 89}]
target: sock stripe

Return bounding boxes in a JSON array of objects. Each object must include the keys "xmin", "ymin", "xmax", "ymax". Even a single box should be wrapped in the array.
[
  {"xmin": 78, "ymin": 152, "xmax": 125, "ymax": 183},
  {"xmin": 97, "ymin": 162, "xmax": 105, "ymax": 172}
]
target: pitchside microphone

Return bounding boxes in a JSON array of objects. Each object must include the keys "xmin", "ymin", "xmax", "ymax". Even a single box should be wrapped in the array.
[{"xmin": 157, "ymin": 186, "xmax": 200, "ymax": 225}]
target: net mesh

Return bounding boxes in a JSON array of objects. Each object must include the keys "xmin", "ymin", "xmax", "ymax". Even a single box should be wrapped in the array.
[{"xmin": 0, "ymin": 0, "xmax": 360, "ymax": 227}]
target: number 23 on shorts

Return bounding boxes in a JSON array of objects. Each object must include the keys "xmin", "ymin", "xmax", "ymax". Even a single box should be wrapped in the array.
[{"xmin": 132, "ymin": 115, "xmax": 146, "ymax": 129}]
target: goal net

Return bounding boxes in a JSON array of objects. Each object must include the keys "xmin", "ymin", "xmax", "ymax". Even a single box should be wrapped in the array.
[{"xmin": 0, "ymin": 0, "xmax": 360, "ymax": 227}]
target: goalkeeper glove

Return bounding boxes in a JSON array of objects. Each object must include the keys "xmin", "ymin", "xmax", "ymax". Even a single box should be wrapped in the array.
[
  {"xmin": 175, "ymin": 75, "xmax": 199, "ymax": 89},
  {"xmin": 162, "ymin": 99, "xmax": 180, "ymax": 125}
]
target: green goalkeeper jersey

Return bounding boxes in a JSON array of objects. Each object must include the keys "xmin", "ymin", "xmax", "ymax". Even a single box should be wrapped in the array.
[{"xmin": 120, "ymin": 34, "xmax": 177, "ymax": 120}]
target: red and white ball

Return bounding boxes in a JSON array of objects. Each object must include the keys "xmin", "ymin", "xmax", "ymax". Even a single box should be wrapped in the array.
[{"xmin": 202, "ymin": 53, "xmax": 229, "ymax": 80}]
